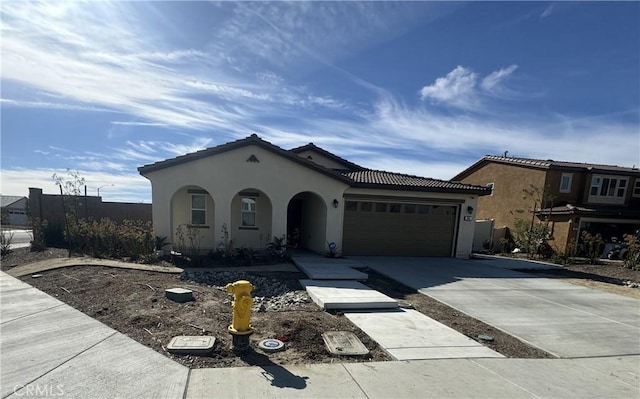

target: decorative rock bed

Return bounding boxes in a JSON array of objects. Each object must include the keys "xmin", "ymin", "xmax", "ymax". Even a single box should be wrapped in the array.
[{"xmin": 180, "ymin": 270, "xmax": 312, "ymax": 312}]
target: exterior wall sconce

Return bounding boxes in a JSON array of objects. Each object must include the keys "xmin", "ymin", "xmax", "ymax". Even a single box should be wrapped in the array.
[
  {"xmin": 467, "ymin": 206, "xmax": 474, "ymax": 214},
  {"xmin": 333, "ymin": 199, "xmax": 339, "ymax": 208}
]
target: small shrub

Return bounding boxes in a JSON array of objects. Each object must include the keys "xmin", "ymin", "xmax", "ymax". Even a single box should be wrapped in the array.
[
  {"xmin": 267, "ymin": 234, "xmax": 288, "ymax": 261},
  {"xmin": 1, "ymin": 230, "xmax": 14, "ymax": 256},
  {"xmin": 499, "ymin": 237, "xmax": 515, "ymax": 254},
  {"xmin": 552, "ymin": 238, "xmax": 576, "ymax": 266},
  {"xmin": 175, "ymin": 224, "xmax": 203, "ymax": 266},
  {"xmin": 155, "ymin": 235, "xmax": 170, "ymax": 251},
  {"xmin": 235, "ymin": 247, "xmax": 258, "ymax": 265},
  {"xmin": 579, "ymin": 231, "xmax": 604, "ymax": 265},
  {"xmin": 511, "ymin": 218, "xmax": 552, "ymax": 259},
  {"xmin": 31, "ymin": 218, "xmax": 48, "ymax": 252},
  {"xmin": 622, "ymin": 233, "xmax": 640, "ymax": 270}
]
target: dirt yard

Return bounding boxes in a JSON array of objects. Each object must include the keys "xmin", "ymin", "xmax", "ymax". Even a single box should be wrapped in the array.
[
  {"xmin": 4, "ymin": 247, "xmax": 637, "ymax": 367},
  {"xmin": 514, "ymin": 262, "xmax": 640, "ymax": 299}
]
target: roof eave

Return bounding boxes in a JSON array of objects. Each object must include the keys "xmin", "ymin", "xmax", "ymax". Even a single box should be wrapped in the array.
[
  {"xmin": 289, "ymin": 143, "xmax": 366, "ymax": 171},
  {"xmin": 138, "ymin": 135, "xmax": 353, "ymax": 185},
  {"xmin": 351, "ymin": 182, "xmax": 491, "ymax": 196}
]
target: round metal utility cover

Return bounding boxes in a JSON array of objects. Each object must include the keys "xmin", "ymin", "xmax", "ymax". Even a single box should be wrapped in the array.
[{"xmin": 258, "ymin": 339, "xmax": 285, "ymax": 353}]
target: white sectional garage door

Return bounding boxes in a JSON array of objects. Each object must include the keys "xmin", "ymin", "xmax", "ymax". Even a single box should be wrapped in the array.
[{"xmin": 342, "ymin": 200, "xmax": 458, "ymax": 256}]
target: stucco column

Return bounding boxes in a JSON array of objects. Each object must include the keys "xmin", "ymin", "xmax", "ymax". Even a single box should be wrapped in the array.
[
  {"xmin": 455, "ymin": 197, "xmax": 478, "ymax": 258},
  {"xmin": 151, "ymin": 185, "xmax": 172, "ymax": 248},
  {"xmin": 213, "ymin": 194, "xmax": 232, "ymax": 250},
  {"xmin": 270, "ymin": 195, "xmax": 288, "ymax": 243},
  {"xmin": 326, "ymin": 199, "xmax": 344, "ymax": 252}
]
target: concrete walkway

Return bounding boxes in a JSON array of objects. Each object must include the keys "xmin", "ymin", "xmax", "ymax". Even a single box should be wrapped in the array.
[
  {"xmin": 300, "ymin": 279, "xmax": 398, "ymax": 309},
  {"xmin": 293, "ymin": 253, "xmax": 367, "ymax": 280},
  {"xmin": 344, "ymin": 309, "xmax": 503, "ymax": 360},
  {"xmin": 1, "ymin": 271, "xmax": 638, "ymax": 398},
  {"xmin": 296, "ymin": 253, "xmax": 502, "ymax": 360},
  {"xmin": 357, "ymin": 256, "xmax": 640, "ymax": 358}
]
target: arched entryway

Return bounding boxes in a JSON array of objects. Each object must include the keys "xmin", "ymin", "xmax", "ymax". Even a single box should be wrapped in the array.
[
  {"xmin": 170, "ymin": 185, "xmax": 215, "ymax": 252},
  {"xmin": 230, "ymin": 188, "xmax": 273, "ymax": 248},
  {"xmin": 287, "ymin": 191, "xmax": 327, "ymax": 253}
]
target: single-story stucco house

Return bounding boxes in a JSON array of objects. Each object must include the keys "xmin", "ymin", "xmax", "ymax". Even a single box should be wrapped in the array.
[
  {"xmin": 1, "ymin": 195, "xmax": 29, "ymax": 226},
  {"xmin": 138, "ymin": 135, "xmax": 491, "ymax": 258}
]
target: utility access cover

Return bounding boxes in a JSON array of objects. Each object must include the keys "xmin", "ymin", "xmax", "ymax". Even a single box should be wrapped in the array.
[
  {"xmin": 322, "ymin": 331, "xmax": 369, "ymax": 356},
  {"xmin": 167, "ymin": 336, "xmax": 215, "ymax": 355}
]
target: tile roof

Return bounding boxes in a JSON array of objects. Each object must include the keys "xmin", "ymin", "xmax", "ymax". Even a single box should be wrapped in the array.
[
  {"xmin": 482, "ymin": 155, "xmax": 640, "ymax": 174},
  {"xmin": 344, "ymin": 170, "xmax": 492, "ymax": 194},
  {"xmin": 139, "ymin": 134, "xmax": 490, "ymax": 195}
]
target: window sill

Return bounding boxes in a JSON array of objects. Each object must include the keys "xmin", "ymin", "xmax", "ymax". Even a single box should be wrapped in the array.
[
  {"xmin": 187, "ymin": 225, "xmax": 210, "ymax": 229},
  {"xmin": 239, "ymin": 226, "xmax": 259, "ymax": 230}
]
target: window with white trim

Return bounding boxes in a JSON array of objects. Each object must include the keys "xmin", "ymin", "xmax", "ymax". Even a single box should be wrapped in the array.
[
  {"xmin": 191, "ymin": 194, "xmax": 206, "ymax": 225},
  {"xmin": 241, "ymin": 197, "xmax": 257, "ymax": 227},
  {"xmin": 633, "ymin": 180, "xmax": 640, "ymax": 198},
  {"xmin": 588, "ymin": 175, "xmax": 629, "ymax": 203},
  {"xmin": 559, "ymin": 173, "xmax": 573, "ymax": 193}
]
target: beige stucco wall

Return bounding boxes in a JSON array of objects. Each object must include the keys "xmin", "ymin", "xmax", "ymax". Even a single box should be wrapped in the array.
[
  {"xmin": 301, "ymin": 193, "xmax": 327, "ymax": 252},
  {"xmin": 343, "ymin": 187, "xmax": 479, "ymax": 258},
  {"xmin": 144, "ymin": 144, "xmax": 350, "ymax": 252},
  {"xmin": 170, "ymin": 186, "xmax": 216, "ymax": 250},
  {"xmin": 230, "ymin": 191, "xmax": 273, "ymax": 249},
  {"xmin": 458, "ymin": 163, "xmax": 547, "ymax": 230}
]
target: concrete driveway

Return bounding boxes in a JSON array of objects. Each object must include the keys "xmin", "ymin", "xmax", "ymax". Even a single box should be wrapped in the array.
[{"xmin": 355, "ymin": 256, "xmax": 640, "ymax": 358}]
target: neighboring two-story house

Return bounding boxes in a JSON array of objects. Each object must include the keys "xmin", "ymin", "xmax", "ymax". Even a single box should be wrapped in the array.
[{"xmin": 453, "ymin": 155, "xmax": 640, "ymax": 253}]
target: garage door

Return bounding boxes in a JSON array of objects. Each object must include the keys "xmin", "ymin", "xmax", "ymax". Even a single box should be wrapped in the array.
[{"xmin": 342, "ymin": 200, "xmax": 458, "ymax": 256}]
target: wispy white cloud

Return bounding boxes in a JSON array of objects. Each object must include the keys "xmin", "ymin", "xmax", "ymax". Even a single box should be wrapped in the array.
[
  {"xmin": 1, "ymin": 1, "xmax": 434, "ymax": 133},
  {"xmin": 481, "ymin": 65, "xmax": 519, "ymax": 95},
  {"xmin": 1, "ymin": 2, "xmax": 637, "ymax": 203},
  {"xmin": 1, "ymin": 98, "xmax": 115, "ymax": 112},
  {"xmin": 541, "ymin": 5, "xmax": 554, "ymax": 18},
  {"xmin": 110, "ymin": 121, "xmax": 172, "ymax": 127},
  {"xmin": 259, "ymin": 97, "xmax": 640, "ymax": 177}
]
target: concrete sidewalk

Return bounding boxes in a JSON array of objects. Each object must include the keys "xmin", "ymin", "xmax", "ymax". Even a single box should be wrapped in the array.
[
  {"xmin": 358, "ymin": 256, "xmax": 640, "ymax": 358},
  {"xmin": 0, "ymin": 272, "xmax": 188, "ymax": 398},
  {"xmin": 2, "ymin": 271, "xmax": 638, "ymax": 398}
]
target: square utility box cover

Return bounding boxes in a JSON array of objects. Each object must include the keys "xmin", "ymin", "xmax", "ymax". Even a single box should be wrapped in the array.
[{"xmin": 167, "ymin": 336, "xmax": 215, "ymax": 355}]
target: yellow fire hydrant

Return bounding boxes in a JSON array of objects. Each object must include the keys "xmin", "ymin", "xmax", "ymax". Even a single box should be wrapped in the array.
[{"xmin": 225, "ymin": 280, "xmax": 254, "ymax": 353}]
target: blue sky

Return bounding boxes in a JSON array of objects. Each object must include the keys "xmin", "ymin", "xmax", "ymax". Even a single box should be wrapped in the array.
[{"xmin": 1, "ymin": 1, "xmax": 639, "ymax": 202}]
